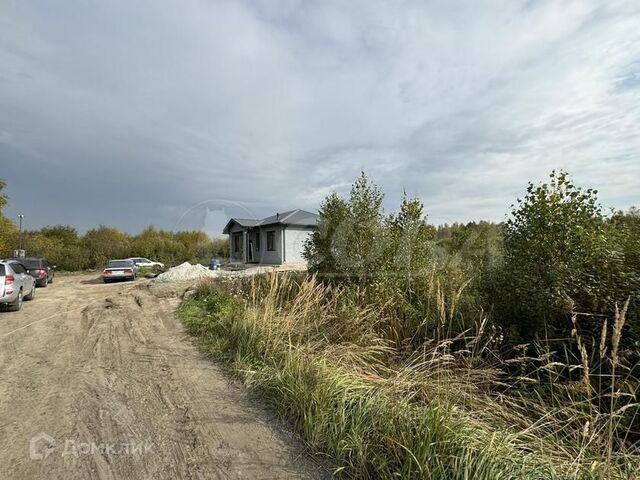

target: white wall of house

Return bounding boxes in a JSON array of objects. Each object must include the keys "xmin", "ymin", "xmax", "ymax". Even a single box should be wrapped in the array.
[
  {"xmin": 283, "ymin": 226, "xmax": 312, "ymax": 263},
  {"xmin": 227, "ymin": 223, "xmax": 314, "ymax": 265}
]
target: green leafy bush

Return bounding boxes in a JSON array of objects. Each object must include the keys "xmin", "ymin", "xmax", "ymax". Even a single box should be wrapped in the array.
[{"xmin": 490, "ymin": 171, "xmax": 638, "ymax": 346}]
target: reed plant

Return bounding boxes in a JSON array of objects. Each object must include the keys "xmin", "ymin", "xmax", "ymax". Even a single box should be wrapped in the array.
[{"xmin": 179, "ymin": 273, "xmax": 639, "ymax": 479}]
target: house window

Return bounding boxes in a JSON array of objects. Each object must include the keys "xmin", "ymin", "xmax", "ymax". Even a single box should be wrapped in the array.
[
  {"xmin": 255, "ymin": 231, "xmax": 260, "ymax": 251},
  {"xmin": 233, "ymin": 233, "xmax": 242, "ymax": 253},
  {"xmin": 267, "ymin": 231, "xmax": 275, "ymax": 251}
]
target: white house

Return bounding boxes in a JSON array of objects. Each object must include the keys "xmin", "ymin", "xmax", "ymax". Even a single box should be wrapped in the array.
[{"xmin": 222, "ymin": 209, "xmax": 319, "ymax": 265}]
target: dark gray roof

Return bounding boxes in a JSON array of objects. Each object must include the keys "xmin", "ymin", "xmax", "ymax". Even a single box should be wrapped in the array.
[
  {"xmin": 229, "ymin": 218, "xmax": 260, "ymax": 228},
  {"xmin": 259, "ymin": 209, "xmax": 319, "ymax": 227},
  {"xmin": 222, "ymin": 209, "xmax": 319, "ymax": 234}
]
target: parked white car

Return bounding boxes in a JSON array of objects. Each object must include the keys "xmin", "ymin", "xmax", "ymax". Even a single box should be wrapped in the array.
[
  {"xmin": 127, "ymin": 257, "xmax": 165, "ymax": 269},
  {"xmin": 0, "ymin": 260, "xmax": 37, "ymax": 311}
]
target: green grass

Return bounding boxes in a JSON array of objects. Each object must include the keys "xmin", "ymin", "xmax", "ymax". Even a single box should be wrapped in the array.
[{"xmin": 177, "ymin": 275, "xmax": 638, "ymax": 480}]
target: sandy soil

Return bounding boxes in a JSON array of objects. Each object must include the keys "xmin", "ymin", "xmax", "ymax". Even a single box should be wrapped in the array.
[{"xmin": 0, "ymin": 273, "xmax": 327, "ymax": 479}]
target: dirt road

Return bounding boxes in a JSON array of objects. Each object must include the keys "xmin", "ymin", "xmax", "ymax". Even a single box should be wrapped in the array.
[{"xmin": 0, "ymin": 273, "xmax": 327, "ymax": 479}]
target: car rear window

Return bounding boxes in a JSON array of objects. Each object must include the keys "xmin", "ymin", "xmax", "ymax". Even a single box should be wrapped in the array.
[
  {"xmin": 10, "ymin": 262, "xmax": 25, "ymax": 274},
  {"xmin": 18, "ymin": 259, "xmax": 41, "ymax": 268},
  {"xmin": 108, "ymin": 261, "xmax": 132, "ymax": 268},
  {"xmin": 0, "ymin": 265, "xmax": 5, "ymax": 276}
]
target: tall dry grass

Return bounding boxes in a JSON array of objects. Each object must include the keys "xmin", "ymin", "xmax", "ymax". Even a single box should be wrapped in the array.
[{"xmin": 179, "ymin": 272, "xmax": 639, "ymax": 479}]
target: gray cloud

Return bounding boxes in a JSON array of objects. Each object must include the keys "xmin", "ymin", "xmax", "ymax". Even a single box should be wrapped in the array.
[{"xmin": 1, "ymin": 0, "xmax": 639, "ymax": 234}]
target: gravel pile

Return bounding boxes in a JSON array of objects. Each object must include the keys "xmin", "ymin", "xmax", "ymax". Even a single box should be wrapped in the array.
[
  {"xmin": 155, "ymin": 262, "xmax": 219, "ymax": 282},
  {"xmin": 155, "ymin": 262, "xmax": 308, "ymax": 283}
]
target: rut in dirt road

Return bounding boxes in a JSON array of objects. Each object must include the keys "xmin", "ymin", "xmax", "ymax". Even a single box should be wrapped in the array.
[{"xmin": 0, "ymin": 274, "xmax": 327, "ymax": 480}]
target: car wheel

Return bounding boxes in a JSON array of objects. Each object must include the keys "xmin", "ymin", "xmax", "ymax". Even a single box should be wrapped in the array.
[
  {"xmin": 24, "ymin": 284, "xmax": 36, "ymax": 300},
  {"xmin": 9, "ymin": 290, "xmax": 23, "ymax": 311},
  {"xmin": 49, "ymin": 275, "xmax": 54, "ymax": 284},
  {"xmin": 42, "ymin": 277, "xmax": 48, "ymax": 288}
]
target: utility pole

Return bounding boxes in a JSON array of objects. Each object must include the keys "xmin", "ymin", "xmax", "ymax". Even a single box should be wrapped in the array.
[{"xmin": 18, "ymin": 214, "xmax": 24, "ymax": 250}]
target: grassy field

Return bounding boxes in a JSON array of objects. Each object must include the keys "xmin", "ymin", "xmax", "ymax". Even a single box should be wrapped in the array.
[{"xmin": 178, "ymin": 273, "xmax": 639, "ymax": 480}]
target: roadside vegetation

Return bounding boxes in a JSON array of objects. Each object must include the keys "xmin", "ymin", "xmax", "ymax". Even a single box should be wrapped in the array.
[
  {"xmin": 0, "ymin": 179, "xmax": 228, "ymax": 270},
  {"xmin": 179, "ymin": 172, "xmax": 639, "ymax": 479}
]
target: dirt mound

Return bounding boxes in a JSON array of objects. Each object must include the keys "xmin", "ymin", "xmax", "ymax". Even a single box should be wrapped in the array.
[{"xmin": 155, "ymin": 262, "xmax": 218, "ymax": 282}]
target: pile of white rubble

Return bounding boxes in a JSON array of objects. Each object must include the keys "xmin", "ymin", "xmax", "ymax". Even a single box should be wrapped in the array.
[
  {"xmin": 155, "ymin": 262, "xmax": 219, "ymax": 283},
  {"xmin": 155, "ymin": 262, "xmax": 307, "ymax": 283}
]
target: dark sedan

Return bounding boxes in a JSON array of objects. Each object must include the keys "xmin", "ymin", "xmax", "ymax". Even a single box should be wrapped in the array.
[{"xmin": 12, "ymin": 257, "xmax": 55, "ymax": 287}]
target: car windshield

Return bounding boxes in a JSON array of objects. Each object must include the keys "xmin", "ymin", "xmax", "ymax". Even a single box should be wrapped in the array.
[
  {"xmin": 108, "ymin": 260, "xmax": 132, "ymax": 268},
  {"xmin": 18, "ymin": 259, "xmax": 41, "ymax": 268}
]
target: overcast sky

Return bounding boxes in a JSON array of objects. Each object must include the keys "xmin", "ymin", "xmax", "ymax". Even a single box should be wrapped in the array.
[{"xmin": 1, "ymin": 0, "xmax": 639, "ymax": 236}]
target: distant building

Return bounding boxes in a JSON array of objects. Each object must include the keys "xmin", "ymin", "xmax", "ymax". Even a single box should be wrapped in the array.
[{"xmin": 222, "ymin": 209, "xmax": 319, "ymax": 265}]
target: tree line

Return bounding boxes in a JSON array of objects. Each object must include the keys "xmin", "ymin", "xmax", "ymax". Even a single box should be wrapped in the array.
[{"xmin": 0, "ymin": 180, "xmax": 228, "ymax": 270}]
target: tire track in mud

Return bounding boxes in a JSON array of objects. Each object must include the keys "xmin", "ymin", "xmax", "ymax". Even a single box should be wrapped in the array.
[{"xmin": 0, "ymin": 274, "xmax": 327, "ymax": 480}]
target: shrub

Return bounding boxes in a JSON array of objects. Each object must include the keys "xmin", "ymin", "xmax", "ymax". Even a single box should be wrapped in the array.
[
  {"xmin": 0, "ymin": 179, "xmax": 18, "ymax": 257},
  {"xmin": 0, "ymin": 215, "xmax": 18, "ymax": 257},
  {"xmin": 304, "ymin": 173, "xmax": 485, "ymax": 349},
  {"xmin": 82, "ymin": 226, "xmax": 131, "ymax": 268},
  {"xmin": 491, "ymin": 171, "xmax": 638, "ymax": 346},
  {"xmin": 304, "ymin": 172, "xmax": 386, "ymax": 280}
]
